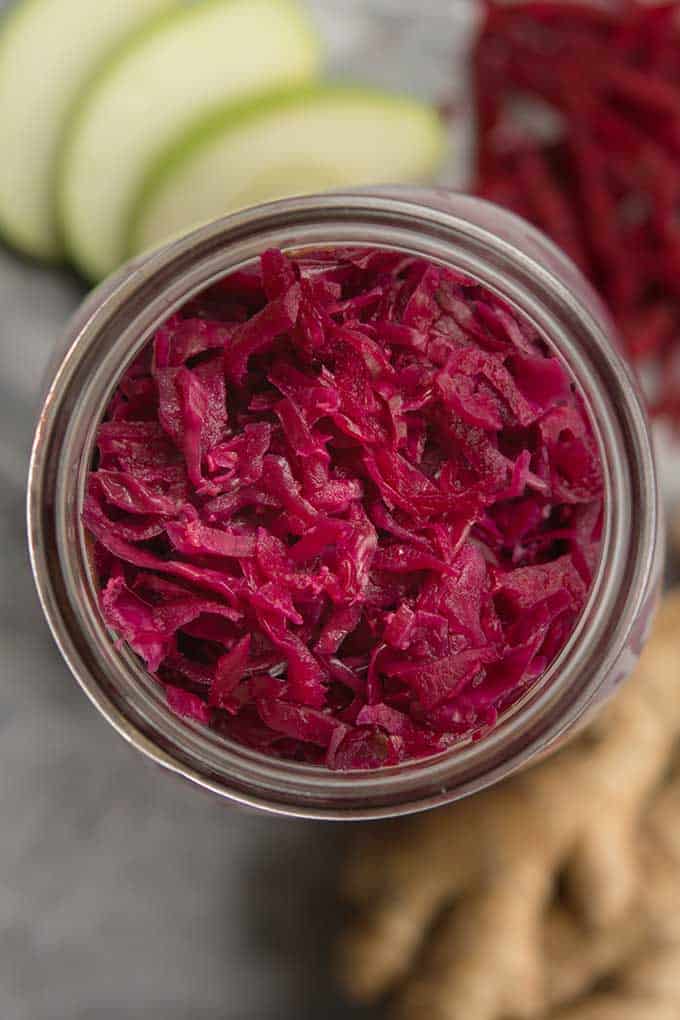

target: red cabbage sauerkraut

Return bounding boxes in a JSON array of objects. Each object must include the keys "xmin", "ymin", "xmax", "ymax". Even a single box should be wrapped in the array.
[{"xmin": 84, "ymin": 247, "xmax": 604, "ymax": 770}]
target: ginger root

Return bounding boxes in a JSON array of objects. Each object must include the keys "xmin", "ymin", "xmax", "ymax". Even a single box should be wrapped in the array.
[{"xmin": 337, "ymin": 590, "xmax": 680, "ymax": 1020}]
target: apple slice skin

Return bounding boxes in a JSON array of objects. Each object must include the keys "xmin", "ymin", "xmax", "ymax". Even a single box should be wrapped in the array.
[
  {"xmin": 0, "ymin": 0, "xmax": 175, "ymax": 261},
  {"xmin": 129, "ymin": 85, "xmax": 447, "ymax": 259},
  {"xmin": 57, "ymin": 0, "xmax": 321, "ymax": 283}
]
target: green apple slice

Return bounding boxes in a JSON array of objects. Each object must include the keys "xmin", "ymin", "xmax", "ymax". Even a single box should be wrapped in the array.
[
  {"xmin": 59, "ymin": 0, "xmax": 321, "ymax": 282},
  {"xmin": 0, "ymin": 0, "xmax": 176, "ymax": 261},
  {"xmin": 130, "ymin": 85, "xmax": 446, "ymax": 257}
]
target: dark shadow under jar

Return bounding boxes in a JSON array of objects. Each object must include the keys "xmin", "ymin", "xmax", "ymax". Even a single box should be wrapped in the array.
[{"xmin": 28, "ymin": 189, "xmax": 662, "ymax": 819}]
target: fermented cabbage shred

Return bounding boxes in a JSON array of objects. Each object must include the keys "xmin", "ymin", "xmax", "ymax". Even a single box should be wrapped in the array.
[{"xmin": 84, "ymin": 247, "xmax": 603, "ymax": 770}]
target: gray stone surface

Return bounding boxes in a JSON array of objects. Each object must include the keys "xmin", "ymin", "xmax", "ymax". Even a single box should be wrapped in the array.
[{"xmin": 12, "ymin": 3, "xmax": 669, "ymax": 1019}]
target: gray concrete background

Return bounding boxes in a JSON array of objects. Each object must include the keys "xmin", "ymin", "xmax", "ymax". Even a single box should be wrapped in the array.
[{"xmin": 7, "ymin": 2, "xmax": 670, "ymax": 1019}]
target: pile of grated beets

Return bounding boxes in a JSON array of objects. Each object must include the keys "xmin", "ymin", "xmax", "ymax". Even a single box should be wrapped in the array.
[
  {"xmin": 473, "ymin": 0, "xmax": 680, "ymax": 421},
  {"xmin": 84, "ymin": 247, "xmax": 603, "ymax": 770}
]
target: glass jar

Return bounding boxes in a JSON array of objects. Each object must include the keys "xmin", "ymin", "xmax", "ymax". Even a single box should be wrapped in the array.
[{"xmin": 27, "ymin": 189, "xmax": 662, "ymax": 820}]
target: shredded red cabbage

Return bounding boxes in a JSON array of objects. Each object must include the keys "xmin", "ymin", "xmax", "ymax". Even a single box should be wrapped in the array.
[
  {"xmin": 84, "ymin": 247, "xmax": 604, "ymax": 770},
  {"xmin": 472, "ymin": 0, "xmax": 680, "ymax": 422}
]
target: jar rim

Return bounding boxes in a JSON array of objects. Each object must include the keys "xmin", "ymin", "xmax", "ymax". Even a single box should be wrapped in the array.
[{"xmin": 27, "ymin": 190, "xmax": 660, "ymax": 819}]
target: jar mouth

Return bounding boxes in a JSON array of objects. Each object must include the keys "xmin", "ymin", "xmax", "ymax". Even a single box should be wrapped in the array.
[{"xmin": 27, "ymin": 191, "xmax": 660, "ymax": 819}]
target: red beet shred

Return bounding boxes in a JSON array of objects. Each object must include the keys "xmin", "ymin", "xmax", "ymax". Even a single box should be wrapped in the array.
[
  {"xmin": 84, "ymin": 247, "xmax": 603, "ymax": 770},
  {"xmin": 473, "ymin": 0, "xmax": 680, "ymax": 421}
]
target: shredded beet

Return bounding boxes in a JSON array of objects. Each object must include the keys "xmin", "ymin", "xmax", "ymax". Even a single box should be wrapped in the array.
[
  {"xmin": 472, "ymin": 0, "xmax": 680, "ymax": 421},
  {"xmin": 84, "ymin": 247, "xmax": 603, "ymax": 770}
]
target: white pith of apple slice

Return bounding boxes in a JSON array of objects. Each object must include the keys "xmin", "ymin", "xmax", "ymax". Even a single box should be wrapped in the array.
[
  {"xmin": 130, "ymin": 85, "xmax": 446, "ymax": 258},
  {"xmin": 0, "ymin": 0, "xmax": 176, "ymax": 260},
  {"xmin": 59, "ymin": 0, "xmax": 321, "ymax": 281}
]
